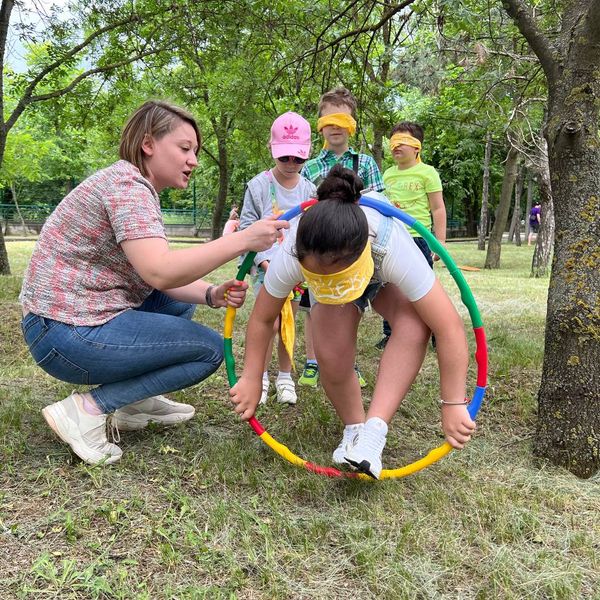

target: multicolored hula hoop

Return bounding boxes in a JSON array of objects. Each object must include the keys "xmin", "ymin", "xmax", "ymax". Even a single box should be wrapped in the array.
[{"xmin": 224, "ymin": 196, "xmax": 488, "ymax": 480}]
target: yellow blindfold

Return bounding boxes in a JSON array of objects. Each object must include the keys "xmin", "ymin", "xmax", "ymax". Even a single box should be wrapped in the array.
[
  {"xmin": 317, "ymin": 113, "xmax": 357, "ymax": 149},
  {"xmin": 389, "ymin": 133, "xmax": 422, "ymax": 163},
  {"xmin": 300, "ymin": 242, "xmax": 373, "ymax": 305}
]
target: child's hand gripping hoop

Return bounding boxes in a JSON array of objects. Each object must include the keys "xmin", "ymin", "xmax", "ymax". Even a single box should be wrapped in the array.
[{"xmin": 224, "ymin": 197, "xmax": 488, "ymax": 480}]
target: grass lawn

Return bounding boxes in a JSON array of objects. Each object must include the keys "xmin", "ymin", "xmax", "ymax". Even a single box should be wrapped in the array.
[{"xmin": 1, "ymin": 241, "xmax": 598, "ymax": 599}]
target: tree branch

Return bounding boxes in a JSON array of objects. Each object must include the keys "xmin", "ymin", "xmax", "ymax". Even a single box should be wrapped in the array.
[
  {"xmin": 4, "ymin": 5, "xmax": 173, "ymax": 134},
  {"xmin": 501, "ymin": 0, "xmax": 559, "ymax": 84}
]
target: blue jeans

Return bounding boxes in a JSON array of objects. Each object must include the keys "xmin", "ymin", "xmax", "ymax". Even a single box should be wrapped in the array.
[{"xmin": 21, "ymin": 290, "xmax": 224, "ymax": 413}]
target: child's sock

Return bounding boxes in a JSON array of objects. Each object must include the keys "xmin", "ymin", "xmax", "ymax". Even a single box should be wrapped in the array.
[
  {"xmin": 276, "ymin": 371, "xmax": 293, "ymax": 383},
  {"xmin": 365, "ymin": 416, "xmax": 388, "ymax": 436},
  {"xmin": 305, "ymin": 359, "xmax": 318, "ymax": 367}
]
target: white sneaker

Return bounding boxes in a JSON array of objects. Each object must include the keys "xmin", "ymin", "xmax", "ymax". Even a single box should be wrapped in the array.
[
  {"xmin": 259, "ymin": 379, "xmax": 270, "ymax": 405},
  {"xmin": 275, "ymin": 379, "xmax": 297, "ymax": 405},
  {"xmin": 332, "ymin": 423, "xmax": 363, "ymax": 464},
  {"xmin": 113, "ymin": 395, "xmax": 195, "ymax": 431},
  {"xmin": 42, "ymin": 392, "xmax": 122, "ymax": 465},
  {"xmin": 344, "ymin": 418, "xmax": 388, "ymax": 479}
]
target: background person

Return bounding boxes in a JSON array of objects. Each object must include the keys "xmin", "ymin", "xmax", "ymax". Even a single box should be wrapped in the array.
[
  {"xmin": 378, "ymin": 121, "xmax": 446, "ymax": 349},
  {"xmin": 528, "ymin": 201, "xmax": 541, "ymax": 245},
  {"xmin": 20, "ymin": 100, "xmax": 287, "ymax": 466},
  {"xmin": 238, "ymin": 111, "xmax": 316, "ymax": 405},
  {"xmin": 299, "ymin": 86, "xmax": 384, "ymax": 388}
]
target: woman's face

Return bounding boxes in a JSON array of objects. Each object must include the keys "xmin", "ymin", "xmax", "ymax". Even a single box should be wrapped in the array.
[{"xmin": 142, "ymin": 121, "xmax": 199, "ymax": 192}]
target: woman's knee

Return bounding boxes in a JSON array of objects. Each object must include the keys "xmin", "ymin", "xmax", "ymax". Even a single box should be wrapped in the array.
[{"xmin": 196, "ymin": 325, "xmax": 224, "ymax": 368}]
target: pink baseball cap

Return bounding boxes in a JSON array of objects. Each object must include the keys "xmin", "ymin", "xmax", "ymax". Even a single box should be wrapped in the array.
[{"xmin": 270, "ymin": 111, "xmax": 311, "ymax": 159}]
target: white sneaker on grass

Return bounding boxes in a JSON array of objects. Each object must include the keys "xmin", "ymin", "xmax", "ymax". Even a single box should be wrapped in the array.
[
  {"xmin": 113, "ymin": 395, "xmax": 195, "ymax": 431},
  {"xmin": 332, "ymin": 423, "xmax": 363, "ymax": 465},
  {"xmin": 344, "ymin": 417, "xmax": 388, "ymax": 479},
  {"xmin": 42, "ymin": 392, "xmax": 122, "ymax": 465},
  {"xmin": 275, "ymin": 379, "xmax": 297, "ymax": 405}
]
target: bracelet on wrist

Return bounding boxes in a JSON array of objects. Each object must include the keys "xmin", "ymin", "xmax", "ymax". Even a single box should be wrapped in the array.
[
  {"xmin": 205, "ymin": 285, "xmax": 218, "ymax": 308},
  {"xmin": 439, "ymin": 398, "xmax": 469, "ymax": 406}
]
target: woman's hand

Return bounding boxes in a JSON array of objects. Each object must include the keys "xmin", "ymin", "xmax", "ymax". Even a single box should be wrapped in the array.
[
  {"xmin": 230, "ymin": 375, "xmax": 262, "ymax": 421},
  {"xmin": 441, "ymin": 404, "xmax": 476, "ymax": 449},
  {"xmin": 242, "ymin": 217, "xmax": 289, "ymax": 251},
  {"xmin": 211, "ymin": 279, "xmax": 248, "ymax": 308}
]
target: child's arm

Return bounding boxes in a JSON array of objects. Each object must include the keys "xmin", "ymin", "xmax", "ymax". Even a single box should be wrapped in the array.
[
  {"xmin": 412, "ymin": 280, "xmax": 476, "ymax": 448},
  {"xmin": 428, "ymin": 190, "xmax": 446, "ymax": 261},
  {"xmin": 230, "ymin": 288, "xmax": 287, "ymax": 420},
  {"xmin": 239, "ymin": 180, "xmax": 276, "ymax": 269}
]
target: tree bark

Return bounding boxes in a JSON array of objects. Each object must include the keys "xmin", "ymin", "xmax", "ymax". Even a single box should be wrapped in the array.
[
  {"xmin": 502, "ymin": 0, "xmax": 600, "ymax": 477},
  {"xmin": 531, "ymin": 144, "xmax": 554, "ymax": 277},
  {"xmin": 210, "ymin": 114, "xmax": 229, "ymax": 241},
  {"xmin": 524, "ymin": 171, "xmax": 533, "ymax": 239},
  {"xmin": 484, "ymin": 145, "xmax": 519, "ymax": 268},
  {"xmin": 508, "ymin": 165, "xmax": 523, "ymax": 245},
  {"xmin": 478, "ymin": 131, "xmax": 492, "ymax": 250}
]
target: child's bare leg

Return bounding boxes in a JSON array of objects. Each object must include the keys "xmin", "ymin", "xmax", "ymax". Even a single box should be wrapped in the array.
[
  {"xmin": 310, "ymin": 303, "xmax": 363, "ymax": 424},
  {"xmin": 304, "ymin": 311, "xmax": 316, "ymax": 362},
  {"xmin": 370, "ymin": 285, "xmax": 430, "ymax": 422},
  {"xmin": 263, "ymin": 317, "xmax": 279, "ymax": 372}
]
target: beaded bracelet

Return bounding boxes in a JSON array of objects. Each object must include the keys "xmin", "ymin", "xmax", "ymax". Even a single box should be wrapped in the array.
[
  {"xmin": 205, "ymin": 285, "xmax": 218, "ymax": 308},
  {"xmin": 439, "ymin": 398, "xmax": 469, "ymax": 405}
]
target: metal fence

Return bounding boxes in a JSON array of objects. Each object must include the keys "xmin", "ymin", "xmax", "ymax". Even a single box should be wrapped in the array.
[{"xmin": 0, "ymin": 204, "xmax": 214, "ymax": 228}]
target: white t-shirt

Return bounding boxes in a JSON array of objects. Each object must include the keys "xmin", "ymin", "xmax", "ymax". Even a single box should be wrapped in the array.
[{"xmin": 264, "ymin": 203, "xmax": 435, "ymax": 302}]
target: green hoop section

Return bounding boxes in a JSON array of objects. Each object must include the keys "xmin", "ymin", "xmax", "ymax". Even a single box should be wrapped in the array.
[{"xmin": 224, "ymin": 197, "xmax": 488, "ymax": 480}]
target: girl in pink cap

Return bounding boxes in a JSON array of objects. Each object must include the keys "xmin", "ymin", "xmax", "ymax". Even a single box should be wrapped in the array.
[{"xmin": 238, "ymin": 112, "xmax": 317, "ymax": 406}]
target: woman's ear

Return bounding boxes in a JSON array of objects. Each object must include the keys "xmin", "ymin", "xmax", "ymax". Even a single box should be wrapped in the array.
[{"xmin": 141, "ymin": 134, "xmax": 154, "ymax": 157}]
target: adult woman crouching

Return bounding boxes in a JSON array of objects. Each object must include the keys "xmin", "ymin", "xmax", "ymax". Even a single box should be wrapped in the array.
[{"xmin": 20, "ymin": 100, "xmax": 288, "ymax": 466}]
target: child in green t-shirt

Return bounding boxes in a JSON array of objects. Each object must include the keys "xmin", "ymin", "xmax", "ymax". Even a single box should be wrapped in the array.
[{"xmin": 378, "ymin": 122, "xmax": 447, "ymax": 348}]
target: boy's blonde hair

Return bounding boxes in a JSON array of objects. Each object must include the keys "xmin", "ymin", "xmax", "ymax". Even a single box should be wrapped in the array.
[
  {"xmin": 318, "ymin": 87, "xmax": 357, "ymax": 117},
  {"xmin": 119, "ymin": 100, "xmax": 201, "ymax": 176}
]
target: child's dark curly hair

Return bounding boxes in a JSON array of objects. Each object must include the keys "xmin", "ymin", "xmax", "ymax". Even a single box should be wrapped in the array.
[{"xmin": 295, "ymin": 165, "xmax": 368, "ymax": 267}]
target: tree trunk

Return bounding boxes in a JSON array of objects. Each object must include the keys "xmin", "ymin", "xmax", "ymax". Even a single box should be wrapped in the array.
[
  {"xmin": 533, "ymin": 68, "xmax": 600, "ymax": 478},
  {"xmin": 524, "ymin": 171, "xmax": 533, "ymax": 239},
  {"xmin": 211, "ymin": 119, "xmax": 228, "ymax": 241},
  {"xmin": 478, "ymin": 131, "xmax": 492, "ymax": 251},
  {"xmin": 502, "ymin": 0, "xmax": 600, "ymax": 478},
  {"xmin": 0, "ymin": 224, "xmax": 10, "ymax": 274},
  {"xmin": 10, "ymin": 182, "xmax": 28, "ymax": 236},
  {"xmin": 484, "ymin": 146, "xmax": 519, "ymax": 268},
  {"xmin": 508, "ymin": 165, "xmax": 523, "ymax": 245},
  {"xmin": 531, "ymin": 144, "xmax": 554, "ymax": 277},
  {"xmin": 372, "ymin": 119, "xmax": 384, "ymax": 171}
]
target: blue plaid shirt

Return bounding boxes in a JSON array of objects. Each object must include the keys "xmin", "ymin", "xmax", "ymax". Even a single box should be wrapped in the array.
[{"xmin": 301, "ymin": 148, "xmax": 385, "ymax": 192}]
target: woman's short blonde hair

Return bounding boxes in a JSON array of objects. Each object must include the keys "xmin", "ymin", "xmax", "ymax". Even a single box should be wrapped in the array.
[{"xmin": 119, "ymin": 100, "xmax": 201, "ymax": 176}]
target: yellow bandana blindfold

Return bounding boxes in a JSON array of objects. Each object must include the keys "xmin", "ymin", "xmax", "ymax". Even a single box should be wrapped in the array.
[
  {"xmin": 300, "ymin": 242, "xmax": 374, "ymax": 305},
  {"xmin": 389, "ymin": 133, "xmax": 422, "ymax": 163},
  {"xmin": 317, "ymin": 113, "xmax": 357, "ymax": 149}
]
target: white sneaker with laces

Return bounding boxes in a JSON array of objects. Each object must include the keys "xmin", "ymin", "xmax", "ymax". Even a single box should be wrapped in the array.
[
  {"xmin": 113, "ymin": 395, "xmax": 195, "ymax": 431},
  {"xmin": 332, "ymin": 423, "xmax": 363, "ymax": 465},
  {"xmin": 259, "ymin": 379, "xmax": 270, "ymax": 405},
  {"xmin": 344, "ymin": 418, "xmax": 388, "ymax": 479},
  {"xmin": 42, "ymin": 392, "xmax": 122, "ymax": 465},
  {"xmin": 275, "ymin": 379, "xmax": 297, "ymax": 405}
]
